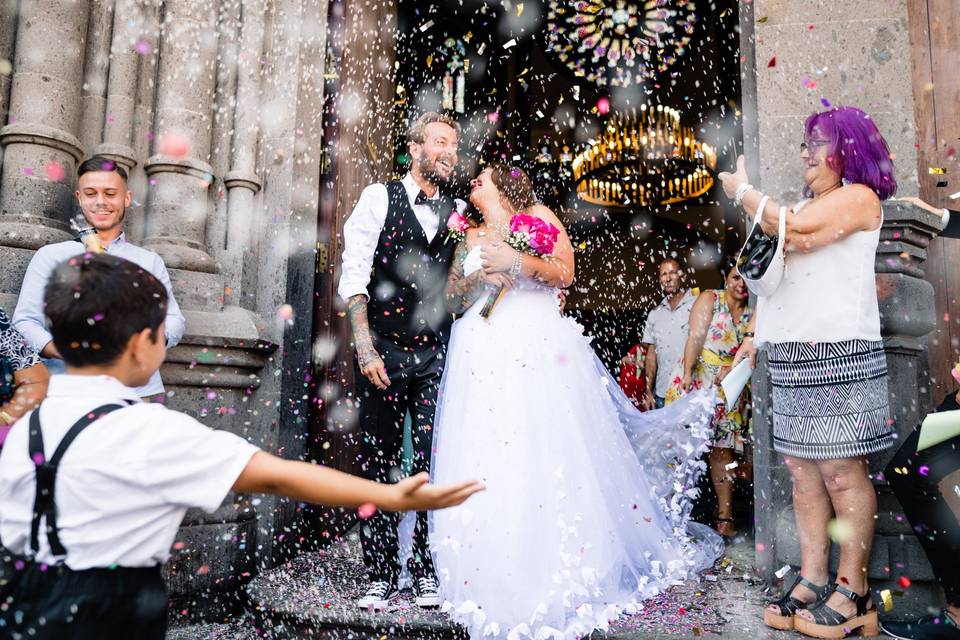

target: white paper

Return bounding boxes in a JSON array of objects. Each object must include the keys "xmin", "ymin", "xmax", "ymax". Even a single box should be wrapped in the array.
[{"xmin": 720, "ymin": 359, "xmax": 752, "ymax": 411}]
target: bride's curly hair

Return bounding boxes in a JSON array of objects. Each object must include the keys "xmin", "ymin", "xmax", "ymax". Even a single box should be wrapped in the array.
[{"xmin": 489, "ymin": 163, "xmax": 537, "ymax": 212}]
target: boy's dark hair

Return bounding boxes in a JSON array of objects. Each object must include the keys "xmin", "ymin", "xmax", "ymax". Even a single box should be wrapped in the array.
[
  {"xmin": 77, "ymin": 155, "xmax": 128, "ymax": 183},
  {"xmin": 44, "ymin": 254, "xmax": 167, "ymax": 367}
]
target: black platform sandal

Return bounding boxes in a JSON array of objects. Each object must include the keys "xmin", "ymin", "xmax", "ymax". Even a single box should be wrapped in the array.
[
  {"xmin": 763, "ymin": 573, "xmax": 833, "ymax": 631},
  {"xmin": 794, "ymin": 583, "xmax": 879, "ymax": 639}
]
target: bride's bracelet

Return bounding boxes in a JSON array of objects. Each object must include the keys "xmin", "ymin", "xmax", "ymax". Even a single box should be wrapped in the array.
[
  {"xmin": 509, "ymin": 252, "xmax": 523, "ymax": 278},
  {"xmin": 734, "ymin": 183, "xmax": 754, "ymax": 206}
]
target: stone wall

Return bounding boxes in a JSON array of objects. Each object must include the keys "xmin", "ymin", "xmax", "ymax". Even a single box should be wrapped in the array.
[
  {"xmin": 0, "ymin": 0, "xmax": 328, "ymax": 601},
  {"xmin": 739, "ymin": 0, "xmax": 943, "ymax": 616}
]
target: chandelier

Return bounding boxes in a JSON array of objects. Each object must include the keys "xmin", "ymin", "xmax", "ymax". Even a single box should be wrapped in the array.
[
  {"xmin": 545, "ymin": 0, "xmax": 698, "ymax": 88},
  {"xmin": 571, "ymin": 104, "xmax": 717, "ymax": 207}
]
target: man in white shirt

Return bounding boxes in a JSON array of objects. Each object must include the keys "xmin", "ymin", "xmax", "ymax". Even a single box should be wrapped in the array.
[
  {"xmin": 338, "ymin": 112, "xmax": 467, "ymax": 610},
  {"xmin": 12, "ymin": 156, "xmax": 185, "ymax": 399},
  {"xmin": 0, "ymin": 253, "xmax": 482, "ymax": 639},
  {"xmin": 641, "ymin": 259, "xmax": 697, "ymax": 409}
]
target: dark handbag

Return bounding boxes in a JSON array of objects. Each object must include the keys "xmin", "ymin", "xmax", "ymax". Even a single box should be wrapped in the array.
[
  {"xmin": 0, "ymin": 356, "xmax": 14, "ymax": 405},
  {"xmin": 735, "ymin": 196, "xmax": 786, "ymax": 297}
]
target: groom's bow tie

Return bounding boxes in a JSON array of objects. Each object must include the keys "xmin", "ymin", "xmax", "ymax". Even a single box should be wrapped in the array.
[{"xmin": 415, "ymin": 190, "xmax": 448, "ymax": 214}]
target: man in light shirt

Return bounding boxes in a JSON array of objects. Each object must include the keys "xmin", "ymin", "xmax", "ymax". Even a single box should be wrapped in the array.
[
  {"xmin": 641, "ymin": 258, "xmax": 697, "ymax": 409},
  {"xmin": 13, "ymin": 156, "xmax": 184, "ymax": 399},
  {"xmin": 338, "ymin": 112, "xmax": 467, "ymax": 610}
]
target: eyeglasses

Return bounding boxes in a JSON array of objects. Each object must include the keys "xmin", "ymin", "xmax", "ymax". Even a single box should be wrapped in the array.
[{"xmin": 800, "ymin": 139, "xmax": 831, "ymax": 153}]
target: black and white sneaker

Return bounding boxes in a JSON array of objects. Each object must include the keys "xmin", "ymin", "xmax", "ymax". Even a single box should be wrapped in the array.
[
  {"xmin": 356, "ymin": 580, "xmax": 399, "ymax": 610},
  {"xmin": 412, "ymin": 574, "xmax": 442, "ymax": 608}
]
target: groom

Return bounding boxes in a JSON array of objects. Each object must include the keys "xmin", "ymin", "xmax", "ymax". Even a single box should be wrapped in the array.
[{"xmin": 338, "ymin": 112, "xmax": 466, "ymax": 609}]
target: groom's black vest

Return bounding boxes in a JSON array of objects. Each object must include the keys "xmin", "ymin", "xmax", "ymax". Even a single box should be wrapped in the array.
[{"xmin": 366, "ymin": 181, "xmax": 457, "ymax": 348}]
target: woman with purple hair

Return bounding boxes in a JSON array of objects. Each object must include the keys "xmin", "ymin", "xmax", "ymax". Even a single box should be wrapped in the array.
[{"xmin": 719, "ymin": 106, "xmax": 897, "ymax": 639}]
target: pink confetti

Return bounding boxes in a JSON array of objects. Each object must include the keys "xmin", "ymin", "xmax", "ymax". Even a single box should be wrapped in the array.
[
  {"xmin": 802, "ymin": 77, "xmax": 817, "ymax": 90},
  {"xmin": 357, "ymin": 503, "xmax": 376, "ymax": 519},
  {"xmin": 597, "ymin": 97, "xmax": 610, "ymax": 115},
  {"xmin": 159, "ymin": 132, "xmax": 191, "ymax": 158},
  {"xmin": 43, "ymin": 162, "xmax": 65, "ymax": 181}
]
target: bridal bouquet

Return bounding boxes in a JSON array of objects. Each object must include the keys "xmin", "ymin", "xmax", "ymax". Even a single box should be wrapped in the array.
[{"xmin": 480, "ymin": 214, "xmax": 560, "ymax": 318}]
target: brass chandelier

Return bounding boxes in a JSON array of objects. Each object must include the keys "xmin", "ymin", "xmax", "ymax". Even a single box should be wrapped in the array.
[{"xmin": 571, "ymin": 104, "xmax": 717, "ymax": 207}]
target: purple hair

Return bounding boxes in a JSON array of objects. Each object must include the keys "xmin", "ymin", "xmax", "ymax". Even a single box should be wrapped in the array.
[{"xmin": 803, "ymin": 106, "xmax": 897, "ymax": 200}]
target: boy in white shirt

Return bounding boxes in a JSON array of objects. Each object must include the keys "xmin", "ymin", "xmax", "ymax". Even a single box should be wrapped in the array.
[{"xmin": 0, "ymin": 253, "xmax": 482, "ymax": 639}]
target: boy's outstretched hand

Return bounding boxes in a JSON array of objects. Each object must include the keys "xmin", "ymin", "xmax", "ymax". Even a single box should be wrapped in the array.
[{"xmin": 384, "ymin": 473, "xmax": 484, "ymax": 512}]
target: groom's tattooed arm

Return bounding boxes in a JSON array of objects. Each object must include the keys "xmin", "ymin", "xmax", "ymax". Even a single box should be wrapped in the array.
[
  {"xmin": 347, "ymin": 295, "xmax": 389, "ymax": 388},
  {"xmin": 445, "ymin": 242, "xmax": 486, "ymax": 314}
]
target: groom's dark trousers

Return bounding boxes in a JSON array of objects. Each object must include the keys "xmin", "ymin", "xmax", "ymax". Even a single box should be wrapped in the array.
[{"xmin": 356, "ymin": 337, "xmax": 446, "ymax": 583}]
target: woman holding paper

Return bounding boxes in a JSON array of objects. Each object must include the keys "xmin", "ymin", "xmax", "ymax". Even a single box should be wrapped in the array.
[
  {"xmin": 718, "ymin": 106, "xmax": 896, "ymax": 639},
  {"xmin": 664, "ymin": 263, "xmax": 753, "ymax": 537}
]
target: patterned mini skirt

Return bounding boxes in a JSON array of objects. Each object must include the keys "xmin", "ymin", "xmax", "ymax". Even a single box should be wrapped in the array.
[{"xmin": 768, "ymin": 340, "xmax": 893, "ymax": 460}]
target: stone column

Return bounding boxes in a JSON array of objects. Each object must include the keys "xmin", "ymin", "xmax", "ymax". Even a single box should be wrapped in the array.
[
  {"xmin": 78, "ymin": 0, "xmax": 115, "ymax": 155},
  {"xmin": 222, "ymin": 0, "xmax": 267, "ymax": 305},
  {"xmin": 142, "ymin": 0, "xmax": 219, "ymax": 273},
  {"xmin": 96, "ymin": 0, "xmax": 147, "ymax": 173},
  {"xmin": 0, "ymin": 0, "xmax": 16, "ymax": 133},
  {"xmin": 744, "ymin": 0, "xmax": 940, "ymax": 617},
  {"xmin": 0, "ymin": 0, "xmax": 90, "ymax": 251}
]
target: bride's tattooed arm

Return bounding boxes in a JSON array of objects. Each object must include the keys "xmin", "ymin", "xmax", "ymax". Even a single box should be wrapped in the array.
[
  {"xmin": 445, "ymin": 242, "xmax": 487, "ymax": 314},
  {"xmin": 347, "ymin": 295, "xmax": 390, "ymax": 389}
]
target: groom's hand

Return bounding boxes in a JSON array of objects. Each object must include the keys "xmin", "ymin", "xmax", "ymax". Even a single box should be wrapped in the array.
[{"xmin": 358, "ymin": 347, "xmax": 390, "ymax": 390}]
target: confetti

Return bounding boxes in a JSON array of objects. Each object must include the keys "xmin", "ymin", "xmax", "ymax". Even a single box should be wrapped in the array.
[
  {"xmin": 880, "ymin": 589, "xmax": 893, "ymax": 611},
  {"xmin": 0, "ymin": 58, "xmax": 11, "ymax": 76},
  {"xmin": 43, "ymin": 162, "xmax": 65, "ymax": 182},
  {"xmin": 767, "ymin": 56, "xmax": 777, "ymax": 68},
  {"xmin": 134, "ymin": 40, "xmax": 151, "ymax": 55},
  {"xmin": 929, "ymin": 167, "xmax": 946, "ymax": 174},
  {"xmin": 418, "ymin": 20, "xmax": 434, "ymax": 32},
  {"xmin": 503, "ymin": 38, "xmax": 517, "ymax": 49},
  {"xmin": 802, "ymin": 77, "xmax": 817, "ymax": 90},
  {"xmin": 159, "ymin": 132, "xmax": 191, "ymax": 158},
  {"xmin": 597, "ymin": 97, "xmax": 610, "ymax": 115},
  {"xmin": 724, "ymin": 461, "xmax": 739, "ymax": 470},
  {"xmin": 774, "ymin": 564, "xmax": 791, "ymax": 579},
  {"xmin": 898, "ymin": 576, "xmax": 911, "ymax": 589},
  {"xmin": 277, "ymin": 304, "xmax": 294, "ymax": 321},
  {"xmin": 357, "ymin": 503, "xmax": 376, "ymax": 519},
  {"xmin": 918, "ymin": 465, "xmax": 930, "ymax": 476},
  {"xmin": 827, "ymin": 518, "xmax": 853, "ymax": 543}
]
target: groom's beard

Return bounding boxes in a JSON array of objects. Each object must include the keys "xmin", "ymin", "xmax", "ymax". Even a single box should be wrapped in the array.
[{"xmin": 417, "ymin": 154, "xmax": 455, "ymax": 187}]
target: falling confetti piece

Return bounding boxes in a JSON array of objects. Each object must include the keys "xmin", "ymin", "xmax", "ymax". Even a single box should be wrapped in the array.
[
  {"xmin": 358, "ymin": 503, "xmax": 376, "ymax": 519},
  {"xmin": 419, "ymin": 20, "xmax": 434, "ymax": 32},
  {"xmin": 0, "ymin": 58, "xmax": 11, "ymax": 76},
  {"xmin": 898, "ymin": 576, "xmax": 911, "ymax": 588},
  {"xmin": 929, "ymin": 167, "xmax": 946, "ymax": 174},
  {"xmin": 596, "ymin": 97, "xmax": 610, "ymax": 115},
  {"xmin": 503, "ymin": 38, "xmax": 517, "ymax": 49},
  {"xmin": 918, "ymin": 465, "xmax": 930, "ymax": 476},
  {"xmin": 159, "ymin": 132, "xmax": 191, "ymax": 158},
  {"xmin": 775, "ymin": 564, "xmax": 791, "ymax": 579},
  {"xmin": 827, "ymin": 518, "xmax": 853, "ymax": 543},
  {"xmin": 880, "ymin": 589, "xmax": 893, "ymax": 611},
  {"xmin": 277, "ymin": 304, "xmax": 294, "ymax": 321},
  {"xmin": 487, "ymin": 112, "xmax": 500, "ymax": 124},
  {"xmin": 802, "ymin": 77, "xmax": 817, "ymax": 90},
  {"xmin": 767, "ymin": 56, "xmax": 776, "ymax": 68},
  {"xmin": 820, "ymin": 98, "xmax": 831, "ymax": 107},
  {"xmin": 724, "ymin": 461, "xmax": 739, "ymax": 470},
  {"xmin": 134, "ymin": 40, "xmax": 151, "ymax": 55},
  {"xmin": 517, "ymin": 3, "xmax": 524, "ymax": 16},
  {"xmin": 43, "ymin": 162, "xmax": 65, "ymax": 182}
]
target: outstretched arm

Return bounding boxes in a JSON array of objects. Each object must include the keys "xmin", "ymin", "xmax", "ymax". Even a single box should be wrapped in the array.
[
  {"xmin": 233, "ymin": 451, "xmax": 484, "ymax": 512},
  {"xmin": 347, "ymin": 295, "xmax": 390, "ymax": 390}
]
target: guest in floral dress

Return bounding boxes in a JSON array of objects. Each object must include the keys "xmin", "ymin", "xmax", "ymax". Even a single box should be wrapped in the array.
[
  {"xmin": 0, "ymin": 306, "xmax": 49, "ymax": 449},
  {"xmin": 665, "ymin": 265, "xmax": 752, "ymax": 537}
]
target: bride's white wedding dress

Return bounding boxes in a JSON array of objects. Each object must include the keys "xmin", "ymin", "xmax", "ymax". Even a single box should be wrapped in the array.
[{"xmin": 430, "ymin": 246, "xmax": 723, "ymax": 640}]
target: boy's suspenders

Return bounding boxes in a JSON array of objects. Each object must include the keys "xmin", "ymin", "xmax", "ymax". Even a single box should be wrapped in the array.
[{"xmin": 27, "ymin": 403, "xmax": 132, "ymax": 559}]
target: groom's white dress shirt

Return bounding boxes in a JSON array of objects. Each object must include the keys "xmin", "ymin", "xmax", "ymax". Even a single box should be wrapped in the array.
[{"xmin": 338, "ymin": 173, "xmax": 468, "ymax": 303}]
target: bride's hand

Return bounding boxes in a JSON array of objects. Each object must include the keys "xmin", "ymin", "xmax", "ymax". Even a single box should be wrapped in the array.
[
  {"xmin": 483, "ymin": 272, "xmax": 514, "ymax": 290},
  {"xmin": 481, "ymin": 242, "xmax": 518, "ymax": 274}
]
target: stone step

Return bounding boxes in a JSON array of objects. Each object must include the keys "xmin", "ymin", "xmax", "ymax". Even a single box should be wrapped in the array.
[{"xmin": 240, "ymin": 535, "xmax": 777, "ymax": 640}]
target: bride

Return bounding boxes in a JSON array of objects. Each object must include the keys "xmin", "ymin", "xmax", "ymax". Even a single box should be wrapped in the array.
[{"xmin": 430, "ymin": 164, "xmax": 724, "ymax": 639}]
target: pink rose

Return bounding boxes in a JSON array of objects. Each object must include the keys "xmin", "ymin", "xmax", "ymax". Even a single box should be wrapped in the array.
[
  {"xmin": 447, "ymin": 210, "xmax": 469, "ymax": 232},
  {"xmin": 509, "ymin": 213, "xmax": 538, "ymax": 235}
]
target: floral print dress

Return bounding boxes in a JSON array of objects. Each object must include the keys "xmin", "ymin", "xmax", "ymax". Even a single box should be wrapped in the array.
[{"xmin": 664, "ymin": 291, "xmax": 752, "ymax": 450}]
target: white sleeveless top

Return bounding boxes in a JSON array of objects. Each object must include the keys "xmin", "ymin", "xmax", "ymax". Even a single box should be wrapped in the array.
[{"xmin": 755, "ymin": 200, "xmax": 882, "ymax": 344}]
